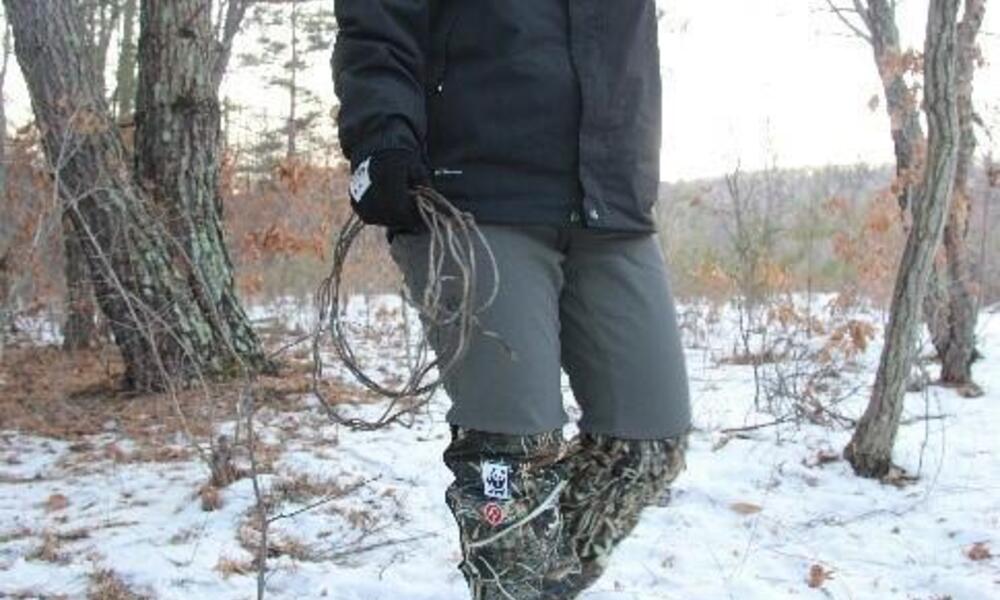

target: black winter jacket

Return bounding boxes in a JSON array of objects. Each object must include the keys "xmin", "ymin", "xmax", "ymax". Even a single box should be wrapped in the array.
[{"xmin": 333, "ymin": 0, "xmax": 662, "ymax": 232}]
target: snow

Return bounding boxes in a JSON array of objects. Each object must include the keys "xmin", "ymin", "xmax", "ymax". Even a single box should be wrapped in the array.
[{"xmin": 1, "ymin": 298, "xmax": 998, "ymax": 599}]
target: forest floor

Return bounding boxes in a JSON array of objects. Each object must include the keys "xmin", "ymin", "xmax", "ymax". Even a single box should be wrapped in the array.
[{"xmin": 0, "ymin": 296, "xmax": 998, "ymax": 599}]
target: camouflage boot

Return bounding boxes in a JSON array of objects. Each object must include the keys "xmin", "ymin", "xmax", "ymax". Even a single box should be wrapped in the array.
[
  {"xmin": 551, "ymin": 432, "xmax": 688, "ymax": 597},
  {"xmin": 443, "ymin": 427, "xmax": 581, "ymax": 599}
]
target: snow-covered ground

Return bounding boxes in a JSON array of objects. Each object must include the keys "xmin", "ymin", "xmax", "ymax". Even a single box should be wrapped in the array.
[{"xmin": 1, "ymin": 298, "xmax": 998, "ymax": 599}]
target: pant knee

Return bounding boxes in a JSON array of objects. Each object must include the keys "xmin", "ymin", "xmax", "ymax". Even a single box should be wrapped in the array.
[{"xmin": 569, "ymin": 431, "xmax": 687, "ymax": 488}]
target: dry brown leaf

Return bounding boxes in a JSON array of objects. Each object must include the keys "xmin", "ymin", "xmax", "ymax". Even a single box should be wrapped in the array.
[
  {"xmin": 729, "ymin": 502, "xmax": 762, "ymax": 516},
  {"xmin": 807, "ymin": 563, "xmax": 834, "ymax": 588},
  {"xmin": 805, "ymin": 449, "xmax": 841, "ymax": 468},
  {"xmin": 200, "ymin": 486, "xmax": 223, "ymax": 512},
  {"xmin": 966, "ymin": 542, "xmax": 992, "ymax": 562},
  {"xmin": 44, "ymin": 493, "xmax": 69, "ymax": 513}
]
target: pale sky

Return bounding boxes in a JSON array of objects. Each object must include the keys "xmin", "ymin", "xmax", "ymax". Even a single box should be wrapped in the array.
[
  {"xmin": 658, "ymin": 0, "xmax": 1000, "ymax": 180},
  {"xmin": 3, "ymin": 0, "xmax": 998, "ymax": 183}
]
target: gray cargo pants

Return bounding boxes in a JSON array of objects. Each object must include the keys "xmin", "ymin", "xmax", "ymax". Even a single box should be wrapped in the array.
[{"xmin": 390, "ymin": 225, "xmax": 691, "ymax": 598}]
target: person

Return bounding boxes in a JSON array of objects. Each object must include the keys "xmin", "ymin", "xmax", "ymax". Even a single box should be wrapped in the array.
[{"xmin": 332, "ymin": 2, "xmax": 691, "ymax": 597}]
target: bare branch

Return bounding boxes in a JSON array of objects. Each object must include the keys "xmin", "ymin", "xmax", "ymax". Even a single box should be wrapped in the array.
[
  {"xmin": 824, "ymin": 0, "xmax": 874, "ymax": 44},
  {"xmin": 214, "ymin": 0, "xmax": 250, "ymax": 86}
]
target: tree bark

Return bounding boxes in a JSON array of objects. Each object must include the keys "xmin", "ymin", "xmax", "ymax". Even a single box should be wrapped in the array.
[
  {"xmin": 0, "ymin": 17, "xmax": 10, "ymax": 194},
  {"xmin": 0, "ymin": 23, "xmax": 9, "ymax": 359},
  {"xmin": 854, "ymin": 0, "xmax": 982, "ymax": 385},
  {"xmin": 62, "ymin": 216, "xmax": 98, "ymax": 350},
  {"xmin": 287, "ymin": 0, "xmax": 299, "ymax": 160},
  {"xmin": 115, "ymin": 0, "xmax": 139, "ymax": 121},
  {"xmin": 62, "ymin": 0, "xmax": 124, "ymax": 352},
  {"xmin": 77, "ymin": 0, "xmax": 122, "ymax": 96},
  {"xmin": 845, "ymin": 0, "xmax": 961, "ymax": 478},
  {"xmin": 935, "ymin": 0, "xmax": 985, "ymax": 384},
  {"xmin": 864, "ymin": 0, "xmax": 927, "ymax": 213},
  {"xmin": 5, "ymin": 0, "xmax": 268, "ymax": 389},
  {"xmin": 133, "ymin": 0, "xmax": 266, "ymax": 375}
]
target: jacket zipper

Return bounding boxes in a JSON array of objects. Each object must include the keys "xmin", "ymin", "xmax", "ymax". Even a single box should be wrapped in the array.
[{"xmin": 431, "ymin": 5, "xmax": 464, "ymax": 95}]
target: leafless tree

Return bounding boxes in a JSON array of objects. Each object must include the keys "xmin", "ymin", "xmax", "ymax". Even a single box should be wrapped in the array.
[
  {"xmin": 4, "ymin": 0, "xmax": 269, "ymax": 389},
  {"xmin": 844, "ymin": 0, "xmax": 962, "ymax": 478},
  {"xmin": 931, "ymin": 0, "xmax": 986, "ymax": 386},
  {"xmin": 824, "ymin": 0, "xmax": 987, "ymax": 386}
]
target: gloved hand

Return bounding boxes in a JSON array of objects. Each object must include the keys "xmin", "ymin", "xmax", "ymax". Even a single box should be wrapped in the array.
[{"xmin": 349, "ymin": 149, "xmax": 429, "ymax": 229}]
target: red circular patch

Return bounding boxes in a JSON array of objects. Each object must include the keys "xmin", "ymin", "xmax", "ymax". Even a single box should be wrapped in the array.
[{"xmin": 482, "ymin": 502, "xmax": 505, "ymax": 527}]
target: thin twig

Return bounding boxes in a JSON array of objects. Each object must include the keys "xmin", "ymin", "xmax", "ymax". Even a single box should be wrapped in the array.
[
  {"xmin": 240, "ymin": 384, "xmax": 268, "ymax": 600},
  {"xmin": 824, "ymin": 0, "xmax": 874, "ymax": 44},
  {"xmin": 721, "ymin": 417, "xmax": 794, "ymax": 435},
  {"xmin": 326, "ymin": 532, "xmax": 438, "ymax": 562},
  {"xmin": 268, "ymin": 478, "xmax": 372, "ymax": 524}
]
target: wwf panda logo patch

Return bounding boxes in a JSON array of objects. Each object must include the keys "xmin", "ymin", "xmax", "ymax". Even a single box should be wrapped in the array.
[{"xmin": 481, "ymin": 461, "xmax": 511, "ymax": 500}]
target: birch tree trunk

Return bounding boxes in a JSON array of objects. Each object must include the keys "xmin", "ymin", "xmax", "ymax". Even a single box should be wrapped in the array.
[
  {"xmin": 845, "ymin": 0, "xmax": 962, "ymax": 478},
  {"xmin": 4, "ymin": 0, "xmax": 268, "ymax": 389}
]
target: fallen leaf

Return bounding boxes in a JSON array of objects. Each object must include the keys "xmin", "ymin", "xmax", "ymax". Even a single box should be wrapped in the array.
[
  {"xmin": 730, "ymin": 502, "xmax": 762, "ymax": 516},
  {"xmin": 804, "ymin": 449, "xmax": 841, "ymax": 468},
  {"xmin": 44, "ymin": 494, "xmax": 69, "ymax": 513},
  {"xmin": 807, "ymin": 563, "xmax": 834, "ymax": 588},
  {"xmin": 966, "ymin": 542, "xmax": 992, "ymax": 562}
]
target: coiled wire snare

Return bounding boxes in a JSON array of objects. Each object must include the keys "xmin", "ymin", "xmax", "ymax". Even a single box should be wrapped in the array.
[{"xmin": 312, "ymin": 186, "xmax": 499, "ymax": 430}]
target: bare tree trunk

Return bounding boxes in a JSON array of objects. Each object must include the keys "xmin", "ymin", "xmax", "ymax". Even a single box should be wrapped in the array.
[
  {"xmin": 77, "ymin": 0, "xmax": 122, "ymax": 97},
  {"xmin": 133, "ymin": 0, "xmax": 265, "ymax": 373},
  {"xmin": 0, "ymin": 17, "xmax": 10, "ymax": 194},
  {"xmin": 835, "ymin": 0, "xmax": 983, "ymax": 384},
  {"xmin": 845, "ymin": 0, "xmax": 962, "ymax": 478},
  {"xmin": 62, "ymin": 0, "xmax": 124, "ymax": 352},
  {"xmin": 860, "ymin": 0, "xmax": 950, "ymax": 356},
  {"xmin": 863, "ymin": 0, "xmax": 927, "ymax": 213},
  {"xmin": 935, "ymin": 0, "xmax": 985, "ymax": 385},
  {"xmin": 62, "ymin": 216, "xmax": 98, "ymax": 350},
  {"xmin": 0, "ymin": 22, "xmax": 9, "ymax": 361},
  {"xmin": 115, "ymin": 0, "xmax": 139, "ymax": 121},
  {"xmin": 5, "ymin": 0, "xmax": 268, "ymax": 389},
  {"xmin": 287, "ymin": 0, "xmax": 299, "ymax": 160}
]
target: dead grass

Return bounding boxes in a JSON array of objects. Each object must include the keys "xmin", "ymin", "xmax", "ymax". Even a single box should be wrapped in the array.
[
  {"xmin": 87, "ymin": 569, "xmax": 149, "ymax": 600},
  {"xmin": 215, "ymin": 554, "xmax": 256, "ymax": 579},
  {"xmin": 326, "ymin": 505, "xmax": 380, "ymax": 532},
  {"xmin": 718, "ymin": 349, "xmax": 785, "ymax": 366},
  {"xmin": 237, "ymin": 521, "xmax": 320, "ymax": 562},
  {"xmin": 26, "ymin": 531, "xmax": 68, "ymax": 564},
  {"xmin": 0, "ymin": 525, "xmax": 34, "ymax": 544},
  {"xmin": 199, "ymin": 485, "xmax": 224, "ymax": 512},
  {"xmin": 271, "ymin": 472, "xmax": 350, "ymax": 505},
  {"xmin": 0, "ymin": 344, "xmax": 356, "ymax": 446},
  {"xmin": 167, "ymin": 526, "xmax": 201, "ymax": 545}
]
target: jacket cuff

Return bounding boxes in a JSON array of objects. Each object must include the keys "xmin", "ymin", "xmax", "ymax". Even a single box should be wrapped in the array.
[{"xmin": 348, "ymin": 118, "xmax": 421, "ymax": 169}]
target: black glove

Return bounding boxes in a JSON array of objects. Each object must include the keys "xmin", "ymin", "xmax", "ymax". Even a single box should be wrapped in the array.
[{"xmin": 349, "ymin": 149, "xmax": 429, "ymax": 229}]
